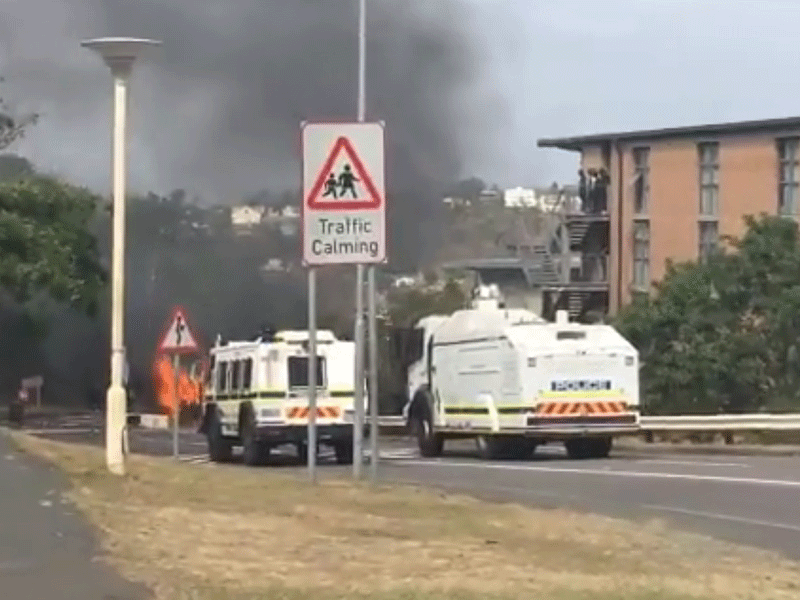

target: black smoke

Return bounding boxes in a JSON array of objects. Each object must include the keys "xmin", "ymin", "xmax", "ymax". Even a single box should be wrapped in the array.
[{"xmin": 2, "ymin": 0, "xmax": 503, "ymax": 406}]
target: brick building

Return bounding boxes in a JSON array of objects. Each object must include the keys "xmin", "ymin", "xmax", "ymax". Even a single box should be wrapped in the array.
[{"xmin": 538, "ymin": 116, "xmax": 800, "ymax": 314}]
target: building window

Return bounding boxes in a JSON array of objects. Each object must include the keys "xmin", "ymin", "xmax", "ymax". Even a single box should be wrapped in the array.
[
  {"xmin": 698, "ymin": 221, "xmax": 718, "ymax": 263},
  {"xmin": 632, "ymin": 147, "xmax": 650, "ymax": 214},
  {"xmin": 778, "ymin": 137, "xmax": 799, "ymax": 216},
  {"xmin": 632, "ymin": 220, "xmax": 650, "ymax": 289},
  {"xmin": 699, "ymin": 142, "xmax": 719, "ymax": 216}
]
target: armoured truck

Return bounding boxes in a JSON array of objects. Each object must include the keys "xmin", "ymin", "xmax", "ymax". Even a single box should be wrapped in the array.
[
  {"xmin": 199, "ymin": 327, "xmax": 366, "ymax": 465},
  {"xmin": 390, "ymin": 285, "xmax": 640, "ymax": 460}
]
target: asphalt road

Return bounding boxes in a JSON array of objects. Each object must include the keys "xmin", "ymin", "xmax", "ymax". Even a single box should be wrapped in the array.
[
  {"xmin": 0, "ymin": 431, "xmax": 150, "ymax": 599},
  {"xmin": 19, "ymin": 411, "xmax": 800, "ymax": 561}
]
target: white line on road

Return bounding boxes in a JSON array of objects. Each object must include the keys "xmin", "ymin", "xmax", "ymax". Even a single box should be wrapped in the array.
[
  {"xmin": 398, "ymin": 459, "xmax": 800, "ymax": 487},
  {"xmin": 26, "ymin": 428, "xmax": 96, "ymax": 435},
  {"xmin": 644, "ymin": 504, "xmax": 800, "ymax": 533},
  {"xmin": 634, "ymin": 459, "xmax": 749, "ymax": 468}
]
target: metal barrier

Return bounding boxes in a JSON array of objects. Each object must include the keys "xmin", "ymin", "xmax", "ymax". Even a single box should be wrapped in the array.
[
  {"xmin": 640, "ymin": 414, "xmax": 800, "ymax": 431},
  {"xmin": 127, "ymin": 412, "xmax": 800, "ymax": 434}
]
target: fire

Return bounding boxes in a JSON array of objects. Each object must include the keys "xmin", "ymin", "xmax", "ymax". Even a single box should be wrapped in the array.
[{"xmin": 153, "ymin": 354, "xmax": 205, "ymax": 415}]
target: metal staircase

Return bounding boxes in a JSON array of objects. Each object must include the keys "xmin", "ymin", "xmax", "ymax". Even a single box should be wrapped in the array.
[
  {"xmin": 569, "ymin": 221, "xmax": 590, "ymax": 248},
  {"xmin": 567, "ymin": 291, "xmax": 587, "ymax": 319},
  {"xmin": 529, "ymin": 244, "xmax": 560, "ymax": 285}
]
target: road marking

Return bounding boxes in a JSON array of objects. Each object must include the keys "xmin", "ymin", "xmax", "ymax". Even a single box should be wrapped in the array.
[
  {"xmin": 634, "ymin": 459, "xmax": 748, "ymax": 468},
  {"xmin": 398, "ymin": 459, "xmax": 800, "ymax": 487},
  {"xmin": 25, "ymin": 428, "xmax": 96, "ymax": 435},
  {"xmin": 178, "ymin": 454, "xmax": 211, "ymax": 465},
  {"xmin": 644, "ymin": 504, "xmax": 800, "ymax": 533}
]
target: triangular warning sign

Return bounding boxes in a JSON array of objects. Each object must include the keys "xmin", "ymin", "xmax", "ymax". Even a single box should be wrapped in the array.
[
  {"xmin": 157, "ymin": 306, "xmax": 199, "ymax": 354},
  {"xmin": 306, "ymin": 136, "xmax": 383, "ymax": 210}
]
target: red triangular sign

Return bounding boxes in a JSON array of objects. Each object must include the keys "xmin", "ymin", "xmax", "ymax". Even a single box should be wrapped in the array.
[
  {"xmin": 306, "ymin": 136, "xmax": 382, "ymax": 210},
  {"xmin": 157, "ymin": 306, "xmax": 199, "ymax": 354}
]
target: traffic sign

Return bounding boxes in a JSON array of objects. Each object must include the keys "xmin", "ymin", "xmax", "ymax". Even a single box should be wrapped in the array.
[
  {"xmin": 302, "ymin": 121, "xmax": 386, "ymax": 265},
  {"xmin": 157, "ymin": 306, "xmax": 199, "ymax": 354}
]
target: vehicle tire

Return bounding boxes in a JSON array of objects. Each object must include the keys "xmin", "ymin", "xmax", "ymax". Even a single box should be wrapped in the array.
[
  {"xmin": 565, "ymin": 437, "xmax": 611, "ymax": 460},
  {"xmin": 240, "ymin": 405, "xmax": 264, "ymax": 466},
  {"xmin": 476, "ymin": 435, "xmax": 507, "ymax": 460},
  {"xmin": 415, "ymin": 411, "xmax": 443, "ymax": 458},
  {"xmin": 333, "ymin": 439, "xmax": 354, "ymax": 465},
  {"xmin": 508, "ymin": 436, "xmax": 537, "ymax": 460},
  {"xmin": 206, "ymin": 408, "xmax": 233, "ymax": 463},
  {"xmin": 588, "ymin": 436, "xmax": 612, "ymax": 458}
]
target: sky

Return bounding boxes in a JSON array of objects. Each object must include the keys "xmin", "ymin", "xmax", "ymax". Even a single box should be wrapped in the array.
[{"xmin": 2, "ymin": 0, "xmax": 800, "ymax": 201}]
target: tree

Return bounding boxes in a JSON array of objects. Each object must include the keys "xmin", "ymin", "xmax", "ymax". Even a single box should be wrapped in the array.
[
  {"xmin": 0, "ymin": 177, "xmax": 107, "ymax": 316},
  {"xmin": 616, "ymin": 214, "xmax": 800, "ymax": 415},
  {"xmin": 0, "ymin": 78, "xmax": 37, "ymax": 151}
]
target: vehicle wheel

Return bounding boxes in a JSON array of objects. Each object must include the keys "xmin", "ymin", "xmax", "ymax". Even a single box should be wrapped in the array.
[
  {"xmin": 508, "ymin": 436, "xmax": 537, "ymax": 460},
  {"xmin": 333, "ymin": 440, "xmax": 354, "ymax": 465},
  {"xmin": 476, "ymin": 435, "xmax": 507, "ymax": 460},
  {"xmin": 240, "ymin": 407, "xmax": 264, "ymax": 466},
  {"xmin": 206, "ymin": 409, "xmax": 233, "ymax": 463},
  {"xmin": 415, "ymin": 412, "xmax": 443, "ymax": 457},
  {"xmin": 589, "ymin": 436, "xmax": 612, "ymax": 458},
  {"xmin": 564, "ymin": 438, "xmax": 595, "ymax": 460}
]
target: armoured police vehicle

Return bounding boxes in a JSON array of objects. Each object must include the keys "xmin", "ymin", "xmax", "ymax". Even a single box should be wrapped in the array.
[{"xmin": 391, "ymin": 285, "xmax": 640, "ymax": 460}]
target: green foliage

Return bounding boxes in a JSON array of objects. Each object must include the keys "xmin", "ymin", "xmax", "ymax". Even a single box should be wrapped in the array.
[
  {"xmin": 0, "ymin": 176, "xmax": 106, "ymax": 316},
  {"xmin": 616, "ymin": 214, "xmax": 800, "ymax": 414}
]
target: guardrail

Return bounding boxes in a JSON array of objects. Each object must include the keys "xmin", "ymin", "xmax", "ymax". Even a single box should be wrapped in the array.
[
  {"xmin": 640, "ymin": 414, "xmax": 800, "ymax": 431},
  {"xmin": 127, "ymin": 413, "xmax": 800, "ymax": 433}
]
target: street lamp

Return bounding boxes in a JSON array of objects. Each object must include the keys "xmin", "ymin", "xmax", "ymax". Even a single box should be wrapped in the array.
[{"xmin": 81, "ymin": 37, "xmax": 161, "ymax": 476}]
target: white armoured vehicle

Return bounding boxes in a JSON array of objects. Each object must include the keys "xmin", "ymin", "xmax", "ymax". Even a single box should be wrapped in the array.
[
  {"xmin": 200, "ymin": 327, "xmax": 365, "ymax": 465},
  {"xmin": 391, "ymin": 285, "xmax": 640, "ymax": 459}
]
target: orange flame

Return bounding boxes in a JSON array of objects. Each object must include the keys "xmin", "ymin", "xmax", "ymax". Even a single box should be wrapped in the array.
[{"xmin": 153, "ymin": 354, "xmax": 205, "ymax": 415}]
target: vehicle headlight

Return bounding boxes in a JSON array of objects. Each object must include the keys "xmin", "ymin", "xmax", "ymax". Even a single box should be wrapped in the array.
[
  {"xmin": 260, "ymin": 408, "xmax": 280, "ymax": 418},
  {"xmin": 528, "ymin": 357, "xmax": 536, "ymax": 367},
  {"xmin": 625, "ymin": 356, "xmax": 634, "ymax": 366}
]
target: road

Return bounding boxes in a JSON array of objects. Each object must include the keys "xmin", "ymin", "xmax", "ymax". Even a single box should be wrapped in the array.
[
  {"xmin": 17, "ymin": 411, "xmax": 800, "ymax": 560},
  {"xmin": 0, "ymin": 429, "xmax": 150, "ymax": 599}
]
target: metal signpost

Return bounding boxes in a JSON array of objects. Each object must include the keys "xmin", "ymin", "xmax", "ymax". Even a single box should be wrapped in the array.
[
  {"xmin": 301, "ymin": 121, "xmax": 386, "ymax": 483},
  {"xmin": 156, "ymin": 306, "xmax": 200, "ymax": 459}
]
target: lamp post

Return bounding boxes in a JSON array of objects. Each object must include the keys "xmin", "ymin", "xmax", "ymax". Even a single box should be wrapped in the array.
[{"xmin": 81, "ymin": 37, "xmax": 161, "ymax": 476}]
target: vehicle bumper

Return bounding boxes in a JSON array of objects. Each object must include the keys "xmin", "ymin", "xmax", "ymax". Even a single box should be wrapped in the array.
[
  {"xmin": 253, "ymin": 423, "xmax": 357, "ymax": 444},
  {"xmin": 523, "ymin": 413, "xmax": 639, "ymax": 438}
]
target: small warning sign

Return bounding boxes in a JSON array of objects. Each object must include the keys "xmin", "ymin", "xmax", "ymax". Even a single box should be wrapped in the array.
[
  {"xmin": 157, "ymin": 306, "xmax": 199, "ymax": 354},
  {"xmin": 302, "ymin": 121, "xmax": 386, "ymax": 266}
]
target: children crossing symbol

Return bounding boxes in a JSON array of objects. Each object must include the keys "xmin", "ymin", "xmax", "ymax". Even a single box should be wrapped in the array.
[{"xmin": 306, "ymin": 135, "xmax": 381, "ymax": 210}]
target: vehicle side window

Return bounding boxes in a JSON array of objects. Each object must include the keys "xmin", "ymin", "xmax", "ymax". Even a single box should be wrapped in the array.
[
  {"xmin": 242, "ymin": 358, "xmax": 253, "ymax": 390},
  {"xmin": 217, "ymin": 361, "xmax": 228, "ymax": 392},
  {"xmin": 231, "ymin": 360, "xmax": 241, "ymax": 391}
]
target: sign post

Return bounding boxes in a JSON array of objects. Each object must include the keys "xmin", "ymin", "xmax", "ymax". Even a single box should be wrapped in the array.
[
  {"xmin": 302, "ymin": 121, "xmax": 386, "ymax": 482},
  {"xmin": 156, "ymin": 306, "xmax": 200, "ymax": 459}
]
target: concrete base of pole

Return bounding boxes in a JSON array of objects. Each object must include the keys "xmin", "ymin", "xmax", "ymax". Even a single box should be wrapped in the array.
[{"xmin": 105, "ymin": 385, "xmax": 126, "ymax": 475}]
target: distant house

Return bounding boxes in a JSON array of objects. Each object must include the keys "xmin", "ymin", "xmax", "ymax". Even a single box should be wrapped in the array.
[
  {"xmin": 231, "ymin": 205, "xmax": 265, "ymax": 230},
  {"xmin": 503, "ymin": 187, "xmax": 537, "ymax": 208}
]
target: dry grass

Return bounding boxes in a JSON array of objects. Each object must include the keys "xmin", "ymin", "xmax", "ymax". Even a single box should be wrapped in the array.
[{"xmin": 9, "ymin": 431, "xmax": 800, "ymax": 600}]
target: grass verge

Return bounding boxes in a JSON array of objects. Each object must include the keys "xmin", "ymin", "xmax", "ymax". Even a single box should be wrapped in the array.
[{"xmin": 8, "ymin": 431, "xmax": 800, "ymax": 600}]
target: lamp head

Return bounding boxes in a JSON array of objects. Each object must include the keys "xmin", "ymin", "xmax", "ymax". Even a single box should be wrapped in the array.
[{"xmin": 81, "ymin": 37, "xmax": 161, "ymax": 74}]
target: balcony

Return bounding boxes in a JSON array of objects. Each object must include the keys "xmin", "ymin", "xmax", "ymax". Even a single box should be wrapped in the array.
[{"xmin": 542, "ymin": 254, "xmax": 609, "ymax": 292}]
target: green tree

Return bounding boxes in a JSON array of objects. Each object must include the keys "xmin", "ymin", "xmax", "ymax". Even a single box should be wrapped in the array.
[
  {"xmin": 616, "ymin": 214, "xmax": 800, "ymax": 415},
  {"xmin": 0, "ymin": 177, "xmax": 106, "ymax": 316}
]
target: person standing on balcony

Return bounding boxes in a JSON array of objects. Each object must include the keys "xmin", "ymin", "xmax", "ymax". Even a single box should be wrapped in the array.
[
  {"xmin": 578, "ymin": 169, "xmax": 587, "ymax": 211},
  {"xmin": 597, "ymin": 168, "xmax": 610, "ymax": 213}
]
